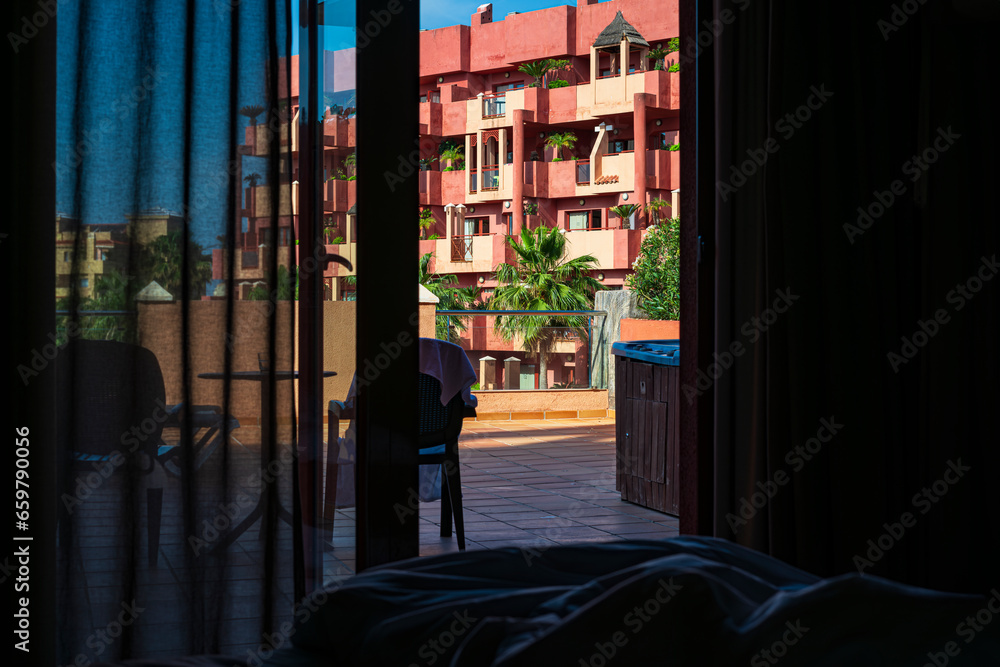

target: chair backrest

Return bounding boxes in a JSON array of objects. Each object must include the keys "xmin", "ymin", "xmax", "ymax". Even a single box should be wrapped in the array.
[
  {"xmin": 56, "ymin": 340, "xmax": 168, "ymax": 461},
  {"xmin": 417, "ymin": 372, "xmax": 465, "ymax": 449}
]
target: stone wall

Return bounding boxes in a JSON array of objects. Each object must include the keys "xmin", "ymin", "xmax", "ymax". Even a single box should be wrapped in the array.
[{"xmin": 590, "ymin": 289, "xmax": 644, "ymax": 408}]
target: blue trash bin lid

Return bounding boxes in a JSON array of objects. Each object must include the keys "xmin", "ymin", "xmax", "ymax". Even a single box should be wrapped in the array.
[{"xmin": 611, "ymin": 339, "xmax": 680, "ymax": 366}]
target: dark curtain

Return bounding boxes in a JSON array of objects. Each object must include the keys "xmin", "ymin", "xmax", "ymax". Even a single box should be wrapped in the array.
[
  {"xmin": 711, "ymin": 0, "xmax": 1000, "ymax": 592},
  {"xmin": 55, "ymin": 0, "xmax": 301, "ymax": 662}
]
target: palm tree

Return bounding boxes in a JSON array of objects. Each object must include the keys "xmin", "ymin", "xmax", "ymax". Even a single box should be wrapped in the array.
[
  {"xmin": 646, "ymin": 47, "xmax": 669, "ymax": 71},
  {"xmin": 136, "ymin": 231, "xmax": 213, "ymax": 299},
  {"xmin": 244, "ymin": 172, "xmax": 262, "ymax": 188},
  {"xmin": 609, "ymin": 203, "xmax": 641, "ymax": 229},
  {"xmin": 418, "ymin": 207, "xmax": 434, "ymax": 239},
  {"xmin": 418, "ymin": 252, "xmax": 481, "ymax": 340},
  {"xmin": 645, "ymin": 198, "xmax": 672, "ymax": 226},
  {"xmin": 439, "ymin": 145, "xmax": 464, "ymax": 171},
  {"xmin": 490, "ymin": 226, "xmax": 602, "ymax": 389},
  {"xmin": 239, "ymin": 104, "xmax": 265, "ymax": 126},
  {"xmin": 545, "ymin": 131, "xmax": 577, "ymax": 161},
  {"xmin": 518, "ymin": 58, "xmax": 571, "ymax": 88}
]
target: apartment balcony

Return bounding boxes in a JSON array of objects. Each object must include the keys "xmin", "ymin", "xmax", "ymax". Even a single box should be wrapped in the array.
[
  {"xmin": 418, "ymin": 170, "xmax": 441, "ymax": 206},
  {"xmin": 419, "ymin": 100, "xmax": 443, "ymax": 137},
  {"xmin": 563, "ymin": 227, "xmax": 642, "ymax": 272},
  {"xmin": 645, "ymin": 149, "xmax": 681, "ymax": 191},
  {"xmin": 324, "ymin": 179, "xmax": 356, "ymax": 213},
  {"xmin": 421, "ymin": 233, "xmax": 508, "ymax": 275},
  {"xmin": 244, "ymin": 122, "xmax": 292, "ymax": 157},
  {"xmin": 525, "ymin": 154, "xmax": 634, "ymax": 199},
  {"xmin": 446, "ymin": 71, "xmax": 678, "ymax": 133},
  {"xmin": 322, "ymin": 115, "xmax": 356, "ymax": 148},
  {"xmin": 251, "ymin": 184, "xmax": 297, "ymax": 217}
]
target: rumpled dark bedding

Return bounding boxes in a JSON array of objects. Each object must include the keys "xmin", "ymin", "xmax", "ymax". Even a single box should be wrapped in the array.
[
  {"xmin": 286, "ymin": 537, "xmax": 1000, "ymax": 666},
  {"xmin": 98, "ymin": 537, "xmax": 1000, "ymax": 666}
]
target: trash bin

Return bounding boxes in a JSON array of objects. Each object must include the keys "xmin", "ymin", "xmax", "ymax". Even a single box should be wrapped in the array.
[{"xmin": 611, "ymin": 339, "xmax": 680, "ymax": 515}]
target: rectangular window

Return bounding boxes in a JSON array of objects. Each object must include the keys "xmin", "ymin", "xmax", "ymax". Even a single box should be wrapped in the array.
[
  {"xmin": 465, "ymin": 217, "xmax": 490, "ymax": 235},
  {"xmin": 607, "ymin": 139, "xmax": 635, "ymax": 154},
  {"xmin": 568, "ymin": 210, "xmax": 602, "ymax": 231},
  {"xmin": 80, "ymin": 278, "xmax": 89, "ymax": 288},
  {"xmin": 495, "ymin": 82, "xmax": 524, "ymax": 93},
  {"xmin": 279, "ymin": 227, "xmax": 290, "ymax": 247}
]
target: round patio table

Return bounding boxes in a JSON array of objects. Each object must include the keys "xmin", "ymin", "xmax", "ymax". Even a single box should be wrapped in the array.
[{"xmin": 197, "ymin": 370, "xmax": 336, "ymax": 551}]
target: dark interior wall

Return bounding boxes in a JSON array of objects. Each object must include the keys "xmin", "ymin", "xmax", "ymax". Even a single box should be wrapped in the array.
[{"xmin": 707, "ymin": 0, "xmax": 1000, "ymax": 592}]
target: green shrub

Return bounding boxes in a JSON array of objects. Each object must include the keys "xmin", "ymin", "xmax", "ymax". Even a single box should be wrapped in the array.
[
  {"xmin": 547, "ymin": 79, "xmax": 569, "ymax": 88},
  {"xmin": 626, "ymin": 217, "xmax": 679, "ymax": 320}
]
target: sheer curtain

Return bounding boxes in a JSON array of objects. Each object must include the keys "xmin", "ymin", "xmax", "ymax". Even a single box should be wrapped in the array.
[{"xmin": 55, "ymin": 0, "xmax": 301, "ymax": 662}]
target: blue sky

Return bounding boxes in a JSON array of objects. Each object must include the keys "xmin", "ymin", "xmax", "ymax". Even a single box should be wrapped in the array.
[{"xmin": 297, "ymin": 0, "xmax": 578, "ymax": 52}]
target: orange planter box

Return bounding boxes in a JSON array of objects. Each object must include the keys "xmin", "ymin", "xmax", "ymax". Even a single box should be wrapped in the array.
[{"xmin": 619, "ymin": 318, "xmax": 679, "ymax": 342}]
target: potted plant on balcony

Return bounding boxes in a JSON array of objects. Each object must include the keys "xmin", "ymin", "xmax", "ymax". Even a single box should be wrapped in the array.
[
  {"xmin": 518, "ymin": 58, "xmax": 571, "ymax": 89},
  {"xmin": 440, "ymin": 145, "xmax": 465, "ymax": 171},
  {"xmin": 490, "ymin": 226, "xmax": 602, "ymax": 389},
  {"xmin": 418, "ymin": 207, "xmax": 434, "ymax": 239},
  {"xmin": 622, "ymin": 216, "xmax": 680, "ymax": 341},
  {"xmin": 645, "ymin": 198, "xmax": 672, "ymax": 227},
  {"xmin": 545, "ymin": 132, "xmax": 577, "ymax": 162},
  {"xmin": 609, "ymin": 203, "xmax": 641, "ymax": 230},
  {"xmin": 239, "ymin": 104, "xmax": 265, "ymax": 126},
  {"xmin": 646, "ymin": 47, "xmax": 669, "ymax": 71},
  {"xmin": 419, "ymin": 156, "xmax": 437, "ymax": 171}
]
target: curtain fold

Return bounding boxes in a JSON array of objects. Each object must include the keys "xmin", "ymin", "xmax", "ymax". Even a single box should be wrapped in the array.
[
  {"xmin": 712, "ymin": 0, "xmax": 999, "ymax": 592},
  {"xmin": 56, "ymin": 0, "xmax": 300, "ymax": 662}
]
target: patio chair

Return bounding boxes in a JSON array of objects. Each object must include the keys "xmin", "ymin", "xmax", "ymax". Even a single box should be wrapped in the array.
[
  {"xmin": 56, "ymin": 340, "xmax": 236, "ymax": 566},
  {"xmin": 324, "ymin": 372, "xmax": 476, "ymax": 551}
]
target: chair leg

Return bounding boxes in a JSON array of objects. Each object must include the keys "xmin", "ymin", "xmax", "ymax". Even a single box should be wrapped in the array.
[
  {"xmin": 440, "ymin": 462, "xmax": 453, "ymax": 538},
  {"xmin": 444, "ymin": 453, "xmax": 465, "ymax": 551},
  {"xmin": 322, "ymin": 433, "xmax": 339, "ymax": 551},
  {"xmin": 147, "ymin": 487, "xmax": 163, "ymax": 567}
]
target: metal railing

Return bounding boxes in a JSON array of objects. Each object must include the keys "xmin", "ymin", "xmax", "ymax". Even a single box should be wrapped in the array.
[
  {"xmin": 481, "ymin": 165, "xmax": 499, "ymax": 191},
  {"xmin": 575, "ymin": 159, "xmax": 590, "ymax": 184},
  {"xmin": 469, "ymin": 169, "xmax": 478, "ymax": 193},
  {"xmin": 435, "ymin": 310, "xmax": 607, "ymax": 390},
  {"xmin": 482, "ymin": 93, "xmax": 506, "ymax": 118}
]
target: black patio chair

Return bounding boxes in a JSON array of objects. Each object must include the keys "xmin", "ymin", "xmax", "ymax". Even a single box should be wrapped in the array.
[
  {"xmin": 324, "ymin": 372, "xmax": 474, "ymax": 551},
  {"xmin": 56, "ymin": 340, "xmax": 236, "ymax": 566}
]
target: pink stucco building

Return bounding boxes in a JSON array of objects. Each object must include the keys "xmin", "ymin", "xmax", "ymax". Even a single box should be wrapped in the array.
[{"xmin": 213, "ymin": 0, "xmax": 680, "ymax": 387}]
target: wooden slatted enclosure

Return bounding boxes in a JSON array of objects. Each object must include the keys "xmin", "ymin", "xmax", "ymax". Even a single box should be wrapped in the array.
[{"xmin": 614, "ymin": 342, "xmax": 680, "ymax": 515}]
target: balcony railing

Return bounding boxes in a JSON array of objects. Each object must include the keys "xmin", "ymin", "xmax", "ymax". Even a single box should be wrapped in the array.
[
  {"xmin": 451, "ymin": 235, "xmax": 473, "ymax": 262},
  {"xmin": 435, "ymin": 310, "xmax": 608, "ymax": 390},
  {"xmin": 482, "ymin": 93, "xmax": 506, "ymax": 118},
  {"xmin": 481, "ymin": 165, "xmax": 499, "ymax": 191},
  {"xmin": 469, "ymin": 169, "xmax": 477, "ymax": 193},
  {"xmin": 575, "ymin": 160, "xmax": 590, "ymax": 185}
]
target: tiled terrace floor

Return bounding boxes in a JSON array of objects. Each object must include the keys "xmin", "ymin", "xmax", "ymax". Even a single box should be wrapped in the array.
[
  {"xmin": 322, "ymin": 418, "xmax": 680, "ymax": 578},
  {"xmin": 62, "ymin": 418, "xmax": 678, "ymax": 660}
]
